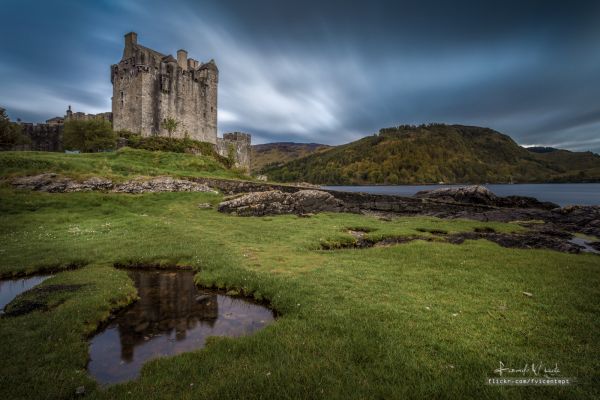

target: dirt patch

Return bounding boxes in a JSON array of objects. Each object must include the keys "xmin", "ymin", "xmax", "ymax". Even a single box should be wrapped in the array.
[{"xmin": 3, "ymin": 284, "xmax": 86, "ymax": 317}]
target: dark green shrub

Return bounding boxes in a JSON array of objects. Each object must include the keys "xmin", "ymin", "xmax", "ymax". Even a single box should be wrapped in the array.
[
  {"xmin": 63, "ymin": 119, "xmax": 116, "ymax": 152},
  {"xmin": 0, "ymin": 108, "xmax": 30, "ymax": 150}
]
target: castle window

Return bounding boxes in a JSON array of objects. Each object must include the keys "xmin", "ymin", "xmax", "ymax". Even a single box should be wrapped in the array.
[
  {"xmin": 211, "ymin": 106, "xmax": 214, "ymax": 112},
  {"xmin": 203, "ymin": 112, "xmax": 207, "ymax": 118}
]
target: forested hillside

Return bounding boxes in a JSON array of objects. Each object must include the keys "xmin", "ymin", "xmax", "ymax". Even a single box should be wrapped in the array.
[
  {"xmin": 251, "ymin": 142, "xmax": 331, "ymax": 172},
  {"xmin": 261, "ymin": 124, "xmax": 600, "ymax": 184}
]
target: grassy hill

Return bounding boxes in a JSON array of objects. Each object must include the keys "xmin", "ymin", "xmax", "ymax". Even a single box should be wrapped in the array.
[
  {"xmin": 262, "ymin": 124, "xmax": 600, "ymax": 184},
  {"xmin": 251, "ymin": 142, "xmax": 331, "ymax": 172},
  {"xmin": 0, "ymin": 147, "xmax": 249, "ymax": 182}
]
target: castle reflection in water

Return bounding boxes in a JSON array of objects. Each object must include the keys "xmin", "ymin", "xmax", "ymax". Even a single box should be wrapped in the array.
[
  {"xmin": 88, "ymin": 269, "xmax": 274, "ymax": 384},
  {"xmin": 118, "ymin": 270, "xmax": 219, "ymax": 361}
]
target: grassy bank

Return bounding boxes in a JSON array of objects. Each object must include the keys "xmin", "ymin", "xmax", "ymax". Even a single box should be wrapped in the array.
[
  {"xmin": 0, "ymin": 148, "xmax": 248, "ymax": 181},
  {"xmin": 0, "ymin": 185, "xmax": 598, "ymax": 399}
]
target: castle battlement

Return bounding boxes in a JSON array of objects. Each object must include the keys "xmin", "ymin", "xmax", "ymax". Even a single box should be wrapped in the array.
[{"xmin": 111, "ymin": 32, "xmax": 218, "ymax": 143}]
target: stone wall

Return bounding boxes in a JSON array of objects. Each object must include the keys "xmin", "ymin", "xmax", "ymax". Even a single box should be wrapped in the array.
[
  {"xmin": 13, "ymin": 123, "xmax": 63, "ymax": 152},
  {"xmin": 111, "ymin": 32, "xmax": 218, "ymax": 143},
  {"xmin": 216, "ymin": 132, "xmax": 251, "ymax": 171},
  {"xmin": 65, "ymin": 106, "xmax": 112, "ymax": 123}
]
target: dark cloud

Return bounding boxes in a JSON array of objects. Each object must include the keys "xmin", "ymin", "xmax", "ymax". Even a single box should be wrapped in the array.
[{"xmin": 1, "ymin": 0, "xmax": 599, "ymax": 152}]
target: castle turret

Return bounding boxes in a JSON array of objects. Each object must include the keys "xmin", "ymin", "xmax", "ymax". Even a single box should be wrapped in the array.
[
  {"xmin": 187, "ymin": 58, "xmax": 199, "ymax": 70},
  {"xmin": 124, "ymin": 32, "xmax": 137, "ymax": 58},
  {"xmin": 177, "ymin": 49, "xmax": 188, "ymax": 71}
]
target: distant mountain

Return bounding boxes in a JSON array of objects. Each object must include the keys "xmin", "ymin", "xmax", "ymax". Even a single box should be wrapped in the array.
[
  {"xmin": 261, "ymin": 124, "xmax": 600, "ymax": 184},
  {"xmin": 251, "ymin": 142, "xmax": 331, "ymax": 172}
]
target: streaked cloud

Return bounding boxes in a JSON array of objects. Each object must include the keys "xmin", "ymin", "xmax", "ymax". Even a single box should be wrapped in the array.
[{"xmin": 1, "ymin": 0, "xmax": 599, "ymax": 152}]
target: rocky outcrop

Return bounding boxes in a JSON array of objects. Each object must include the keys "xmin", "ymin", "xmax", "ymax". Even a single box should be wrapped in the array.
[
  {"xmin": 12, "ymin": 174, "xmax": 112, "ymax": 192},
  {"xmin": 415, "ymin": 185, "xmax": 558, "ymax": 209},
  {"xmin": 11, "ymin": 174, "xmax": 214, "ymax": 194},
  {"xmin": 112, "ymin": 177, "xmax": 213, "ymax": 194},
  {"xmin": 218, "ymin": 190, "xmax": 345, "ymax": 216},
  {"xmin": 415, "ymin": 185, "xmax": 497, "ymax": 205},
  {"xmin": 343, "ymin": 227, "xmax": 586, "ymax": 254},
  {"xmin": 495, "ymin": 195, "xmax": 559, "ymax": 210},
  {"xmin": 189, "ymin": 177, "xmax": 305, "ymax": 195},
  {"xmin": 446, "ymin": 231, "xmax": 582, "ymax": 253},
  {"xmin": 551, "ymin": 205, "xmax": 600, "ymax": 238}
]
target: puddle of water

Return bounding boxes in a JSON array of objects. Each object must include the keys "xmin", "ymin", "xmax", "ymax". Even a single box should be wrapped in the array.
[
  {"xmin": 569, "ymin": 237, "xmax": 600, "ymax": 254},
  {"xmin": 0, "ymin": 275, "xmax": 52, "ymax": 314},
  {"xmin": 88, "ymin": 269, "xmax": 275, "ymax": 385}
]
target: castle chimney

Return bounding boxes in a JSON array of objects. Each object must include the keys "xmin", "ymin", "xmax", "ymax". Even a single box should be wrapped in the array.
[
  {"xmin": 124, "ymin": 32, "xmax": 138, "ymax": 58},
  {"xmin": 187, "ymin": 58, "xmax": 198, "ymax": 70},
  {"xmin": 177, "ymin": 49, "xmax": 188, "ymax": 70}
]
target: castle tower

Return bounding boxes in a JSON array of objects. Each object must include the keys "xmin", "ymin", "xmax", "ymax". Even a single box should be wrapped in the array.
[{"xmin": 111, "ymin": 32, "xmax": 218, "ymax": 143}]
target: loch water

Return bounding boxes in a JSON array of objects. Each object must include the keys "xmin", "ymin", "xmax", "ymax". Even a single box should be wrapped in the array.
[{"xmin": 322, "ymin": 183, "xmax": 600, "ymax": 206}]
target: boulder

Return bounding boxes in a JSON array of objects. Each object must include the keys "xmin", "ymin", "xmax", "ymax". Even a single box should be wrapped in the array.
[
  {"xmin": 415, "ymin": 185, "xmax": 498, "ymax": 205},
  {"xmin": 218, "ymin": 190, "xmax": 344, "ymax": 216}
]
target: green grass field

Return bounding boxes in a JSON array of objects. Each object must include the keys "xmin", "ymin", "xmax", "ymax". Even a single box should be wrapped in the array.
[
  {"xmin": 0, "ymin": 148, "xmax": 248, "ymax": 182},
  {"xmin": 0, "ymin": 151, "xmax": 598, "ymax": 399}
]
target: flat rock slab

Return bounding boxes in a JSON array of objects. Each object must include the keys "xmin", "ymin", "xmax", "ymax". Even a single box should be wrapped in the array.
[
  {"xmin": 12, "ymin": 174, "xmax": 214, "ymax": 194},
  {"xmin": 218, "ymin": 190, "xmax": 345, "ymax": 216}
]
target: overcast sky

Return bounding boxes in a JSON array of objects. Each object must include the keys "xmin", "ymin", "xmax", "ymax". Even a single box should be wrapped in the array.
[{"xmin": 1, "ymin": 0, "xmax": 599, "ymax": 152}]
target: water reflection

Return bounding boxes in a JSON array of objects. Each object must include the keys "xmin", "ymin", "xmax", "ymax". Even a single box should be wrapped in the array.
[
  {"xmin": 88, "ymin": 269, "xmax": 275, "ymax": 385},
  {"xmin": 0, "ymin": 275, "xmax": 52, "ymax": 314}
]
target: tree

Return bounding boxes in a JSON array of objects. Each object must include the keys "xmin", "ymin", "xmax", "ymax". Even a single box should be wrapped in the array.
[
  {"xmin": 161, "ymin": 117, "xmax": 179, "ymax": 138},
  {"xmin": 63, "ymin": 119, "xmax": 116, "ymax": 152},
  {"xmin": 0, "ymin": 108, "xmax": 30, "ymax": 150}
]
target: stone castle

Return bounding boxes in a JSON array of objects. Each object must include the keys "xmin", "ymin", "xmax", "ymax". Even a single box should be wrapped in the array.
[
  {"xmin": 11, "ymin": 32, "xmax": 251, "ymax": 170},
  {"xmin": 111, "ymin": 32, "xmax": 218, "ymax": 142},
  {"xmin": 110, "ymin": 32, "xmax": 250, "ymax": 169}
]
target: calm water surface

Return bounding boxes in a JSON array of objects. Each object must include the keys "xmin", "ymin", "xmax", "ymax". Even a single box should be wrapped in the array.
[
  {"xmin": 0, "ymin": 275, "xmax": 52, "ymax": 314},
  {"xmin": 322, "ymin": 184, "xmax": 600, "ymax": 206},
  {"xmin": 88, "ymin": 269, "xmax": 275, "ymax": 385}
]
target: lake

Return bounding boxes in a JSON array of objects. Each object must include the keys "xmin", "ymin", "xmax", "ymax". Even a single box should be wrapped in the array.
[{"xmin": 321, "ymin": 184, "xmax": 600, "ymax": 206}]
